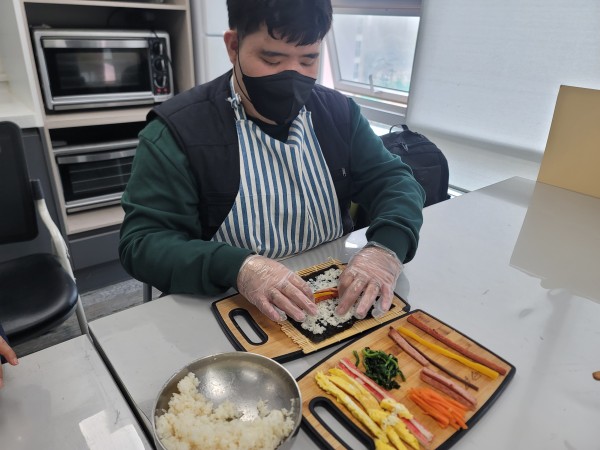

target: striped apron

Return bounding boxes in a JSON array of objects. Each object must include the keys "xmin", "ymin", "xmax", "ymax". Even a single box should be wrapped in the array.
[{"xmin": 211, "ymin": 82, "xmax": 343, "ymax": 259}]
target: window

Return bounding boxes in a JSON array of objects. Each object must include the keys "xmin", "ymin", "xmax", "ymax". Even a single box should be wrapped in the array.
[
  {"xmin": 328, "ymin": 15, "xmax": 419, "ymax": 101},
  {"xmin": 322, "ymin": 1, "xmax": 422, "ymax": 125},
  {"xmin": 404, "ymin": 0, "xmax": 600, "ymax": 192}
]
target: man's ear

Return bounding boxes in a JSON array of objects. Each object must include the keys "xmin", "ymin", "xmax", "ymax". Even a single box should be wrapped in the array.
[{"xmin": 223, "ymin": 30, "xmax": 239, "ymax": 65}]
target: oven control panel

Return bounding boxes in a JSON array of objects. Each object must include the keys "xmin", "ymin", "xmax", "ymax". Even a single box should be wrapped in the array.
[{"xmin": 150, "ymin": 37, "xmax": 172, "ymax": 96}]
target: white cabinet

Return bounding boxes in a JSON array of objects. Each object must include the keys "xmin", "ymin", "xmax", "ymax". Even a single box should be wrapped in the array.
[
  {"xmin": 0, "ymin": 0, "xmax": 198, "ymax": 286},
  {"xmin": 3, "ymin": 0, "xmax": 196, "ymax": 236}
]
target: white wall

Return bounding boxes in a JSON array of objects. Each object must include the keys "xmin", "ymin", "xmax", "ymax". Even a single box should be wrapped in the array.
[
  {"xmin": 0, "ymin": 0, "xmax": 44, "ymax": 128},
  {"xmin": 190, "ymin": 0, "xmax": 232, "ymax": 84},
  {"xmin": 406, "ymin": 0, "xmax": 600, "ymax": 191}
]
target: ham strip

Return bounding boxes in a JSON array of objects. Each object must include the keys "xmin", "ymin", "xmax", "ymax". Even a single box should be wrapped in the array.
[
  {"xmin": 390, "ymin": 326, "xmax": 479, "ymax": 391},
  {"xmin": 388, "ymin": 327, "xmax": 429, "ymax": 366},
  {"xmin": 413, "ymin": 346, "xmax": 480, "ymax": 392},
  {"xmin": 420, "ymin": 367, "xmax": 478, "ymax": 410},
  {"xmin": 407, "ymin": 315, "xmax": 508, "ymax": 376},
  {"xmin": 339, "ymin": 358, "xmax": 389, "ymax": 401}
]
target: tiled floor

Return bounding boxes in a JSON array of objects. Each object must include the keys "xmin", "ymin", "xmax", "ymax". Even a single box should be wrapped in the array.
[{"xmin": 12, "ymin": 278, "xmax": 161, "ymax": 357}]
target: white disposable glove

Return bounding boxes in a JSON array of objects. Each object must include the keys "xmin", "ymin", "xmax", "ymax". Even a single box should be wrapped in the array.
[
  {"xmin": 336, "ymin": 242, "xmax": 403, "ymax": 319},
  {"xmin": 237, "ymin": 255, "xmax": 318, "ymax": 322}
]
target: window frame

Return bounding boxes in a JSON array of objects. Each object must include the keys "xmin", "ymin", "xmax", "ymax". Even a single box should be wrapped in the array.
[{"xmin": 325, "ymin": 0, "xmax": 422, "ymax": 124}]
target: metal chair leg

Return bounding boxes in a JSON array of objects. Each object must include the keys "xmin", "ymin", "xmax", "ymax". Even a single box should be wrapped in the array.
[
  {"xmin": 75, "ymin": 296, "xmax": 89, "ymax": 336},
  {"xmin": 143, "ymin": 282, "xmax": 153, "ymax": 302}
]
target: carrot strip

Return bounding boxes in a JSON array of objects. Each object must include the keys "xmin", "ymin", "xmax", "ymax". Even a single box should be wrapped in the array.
[
  {"xmin": 314, "ymin": 287, "xmax": 339, "ymax": 296},
  {"xmin": 420, "ymin": 390, "xmax": 467, "ymax": 412},
  {"xmin": 314, "ymin": 294, "xmax": 337, "ymax": 302},
  {"xmin": 450, "ymin": 410, "xmax": 468, "ymax": 429},
  {"xmin": 408, "ymin": 387, "xmax": 469, "ymax": 430},
  {"xmin": 409, "ymin": 393, "xmax": 450, "ymax": 428},
  {"xmin": 313, "ymin": 287, "xmax": 339, "ymax": 303},
  {"xmin": 415, "ymin": 397, "xmax": 453, "ymax": 429}
]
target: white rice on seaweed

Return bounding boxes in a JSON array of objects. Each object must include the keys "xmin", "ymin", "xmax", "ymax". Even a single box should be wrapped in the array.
[{"xmin": 302, "ymin": 268, "xmax": 356, "ymax": 334}]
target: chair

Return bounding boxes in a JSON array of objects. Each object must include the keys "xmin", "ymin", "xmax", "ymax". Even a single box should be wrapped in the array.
[{"xmin": 0, "ymin": 121, "xmax": 88, "ymax": 346}]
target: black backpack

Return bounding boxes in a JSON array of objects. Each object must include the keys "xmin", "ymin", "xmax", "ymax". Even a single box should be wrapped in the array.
[
  {"xmin": 354, "ymin": 124, "xmax": 450, "ymax": 229},
  {"xmin": 380, "ymin": 124, "xmax": 450, "ymax": 207}
]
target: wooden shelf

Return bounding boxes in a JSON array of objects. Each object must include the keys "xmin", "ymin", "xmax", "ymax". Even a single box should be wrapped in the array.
[
  {"xmin": 0, "ymin": 95, "xmax": 43, "ymax": 128},
  {"xmin": 66, "ymin": 205, "xmax": 125, "ymax": 235},
  {"xmin": 23, "ymin": 0, "xmax": 187, "ymax": 11},
  {"xmin": 44, "ymin": 107, "xmax": 151, "ymax": 129}
]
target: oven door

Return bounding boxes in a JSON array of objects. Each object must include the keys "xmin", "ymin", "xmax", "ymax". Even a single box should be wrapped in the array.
[
  {"xmin": 55, "ymin": 139, "xmax": 137, "ymax": 214},
  {"xmin": 35, "ymin": 32, "xmax": 154, "ymax": 110}
]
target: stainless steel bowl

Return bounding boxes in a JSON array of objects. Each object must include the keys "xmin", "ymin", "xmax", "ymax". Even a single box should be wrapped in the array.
[{"xmin": 152, "ymin": 352, "xmax": 302, "ymax": 450}]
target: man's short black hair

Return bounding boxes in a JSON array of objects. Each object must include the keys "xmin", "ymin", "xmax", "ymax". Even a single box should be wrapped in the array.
[{"xmin": 227, "ymin": 0, "xmax": 332, "ymax": 45}]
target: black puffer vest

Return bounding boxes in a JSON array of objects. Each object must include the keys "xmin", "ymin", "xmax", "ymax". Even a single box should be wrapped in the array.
[{"xmin": 150, "ymin": 71, "xmax": 354, "ymax": 240}]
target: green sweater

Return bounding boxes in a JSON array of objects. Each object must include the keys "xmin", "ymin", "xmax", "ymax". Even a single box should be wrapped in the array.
[{"xmin": 119, "ymin": 99, "xmax": 425, "ymax": 295}]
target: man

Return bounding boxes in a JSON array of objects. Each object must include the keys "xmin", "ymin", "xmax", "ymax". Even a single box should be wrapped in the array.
[
  {"xmin": 0, "ymin": 324, "xmax": 18, "ymax": 389},
  {"xmin": 119, "ymin": 0, "xmax": 425, "ymax": 323}
]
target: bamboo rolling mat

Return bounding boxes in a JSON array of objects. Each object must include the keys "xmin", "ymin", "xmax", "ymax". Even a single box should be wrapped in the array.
[{"xmin": 211, "ymin": 260, "xmax": 409, "ymax": 362}]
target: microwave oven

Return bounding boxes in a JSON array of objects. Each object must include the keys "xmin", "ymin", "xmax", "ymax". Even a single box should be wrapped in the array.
[
  {"xmin": 54, "ymin": 138, "xmax": 138, "ymax": 213},
  {"xmin": 32, "ymin": 29, "xmax": 174, "ymax": 111}
]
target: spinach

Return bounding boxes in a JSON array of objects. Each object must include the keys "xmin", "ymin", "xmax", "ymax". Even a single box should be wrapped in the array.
[{"xmin": 358, "ymin": 347, "xmax": 405, "ymax": 390}]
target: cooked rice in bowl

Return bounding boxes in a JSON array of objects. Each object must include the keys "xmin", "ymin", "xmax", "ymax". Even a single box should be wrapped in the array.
[
  {"xmin": 155, "ymin": 372, "xmax": 295, "ymax": 450},
  {"xmin": 152, "ymin": 352, "xmax": 301, "ymax": 450}
]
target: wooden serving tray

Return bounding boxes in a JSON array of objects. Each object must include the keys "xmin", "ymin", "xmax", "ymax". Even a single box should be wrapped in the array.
[
  {"xmin": 297, "ymin": 310, "xmax": 515, "ymax": 450},
  {"xmin": 211, "ymin": 261, "xmax": 409, "ymax": 363}
]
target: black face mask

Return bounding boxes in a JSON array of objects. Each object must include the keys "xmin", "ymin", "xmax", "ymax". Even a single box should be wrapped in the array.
[{"xmin": 237, "ymin": 58, "xmax": 316, "ymax": 125}]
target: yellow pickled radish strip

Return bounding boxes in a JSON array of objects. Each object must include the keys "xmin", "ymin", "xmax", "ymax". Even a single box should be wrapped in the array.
[{"xmin": 397, "ymin": 327, "xmax": 499, "ymax": 379}]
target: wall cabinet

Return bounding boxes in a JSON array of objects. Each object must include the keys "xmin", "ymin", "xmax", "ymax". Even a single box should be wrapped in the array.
[{"xmin": 1, "ymin": 0, "xmax": 196, "ymax": 289}]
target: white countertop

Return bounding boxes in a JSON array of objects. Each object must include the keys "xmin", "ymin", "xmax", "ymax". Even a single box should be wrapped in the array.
[
  {"xmin": 395, "ymin": 176, "xmax": 600, "ymax": 449},
  {"xmin": 0, "ymin": 335, "xmax": 152, "ymax": 450},
  {"xmin": 88, "ymin": 176, "xmax": 600, "ymax": 449}
]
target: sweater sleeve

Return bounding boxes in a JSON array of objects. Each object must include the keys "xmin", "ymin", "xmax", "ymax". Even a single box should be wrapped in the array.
[
  {"xmin": 348, "ymin": 99, "xmax": 426, "ymax": 263},
  {"xmin": 119, "ymin": 119, "xmax": 253, "ymax": 295}
]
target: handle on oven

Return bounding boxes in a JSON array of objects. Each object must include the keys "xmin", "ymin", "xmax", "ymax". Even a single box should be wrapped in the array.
[
  {"xmin": 57, "ymin": 148, "xmax": 137, "ymax": 164},
  {"xmin": 53, "ymin": 138, "xmax": 139, "ymax": 156}
]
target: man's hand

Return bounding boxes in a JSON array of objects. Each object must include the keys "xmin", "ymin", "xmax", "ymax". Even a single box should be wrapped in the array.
[
  {"xmin": 237, "ymin": 255, "xmax": 318, "ymax": 322},
  {"xmin": 336, "ymin": 243, "xmax": 403, "ymax": 319},
  {"xmin": 0, "ymin": 335, "xmax": 18, "ymax": 389}
]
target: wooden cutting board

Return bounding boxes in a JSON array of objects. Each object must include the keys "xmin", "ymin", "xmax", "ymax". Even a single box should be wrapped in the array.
[
  {"xmin": 211, "ymin": 260, "xmax": 409, "ymax": 363},
  {"xmin": 297, "ymin": 309, "xmax": 515, "ymax": 450}
]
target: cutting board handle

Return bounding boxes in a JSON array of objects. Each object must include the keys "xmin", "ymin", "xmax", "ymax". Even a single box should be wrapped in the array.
[
  {"xmin": 228, "ymin": 308, "xmax": 269, "ymax": 346},
  {"xmin": 307, "ymin": 397, "xmax": 374, "ymax": 449}
]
